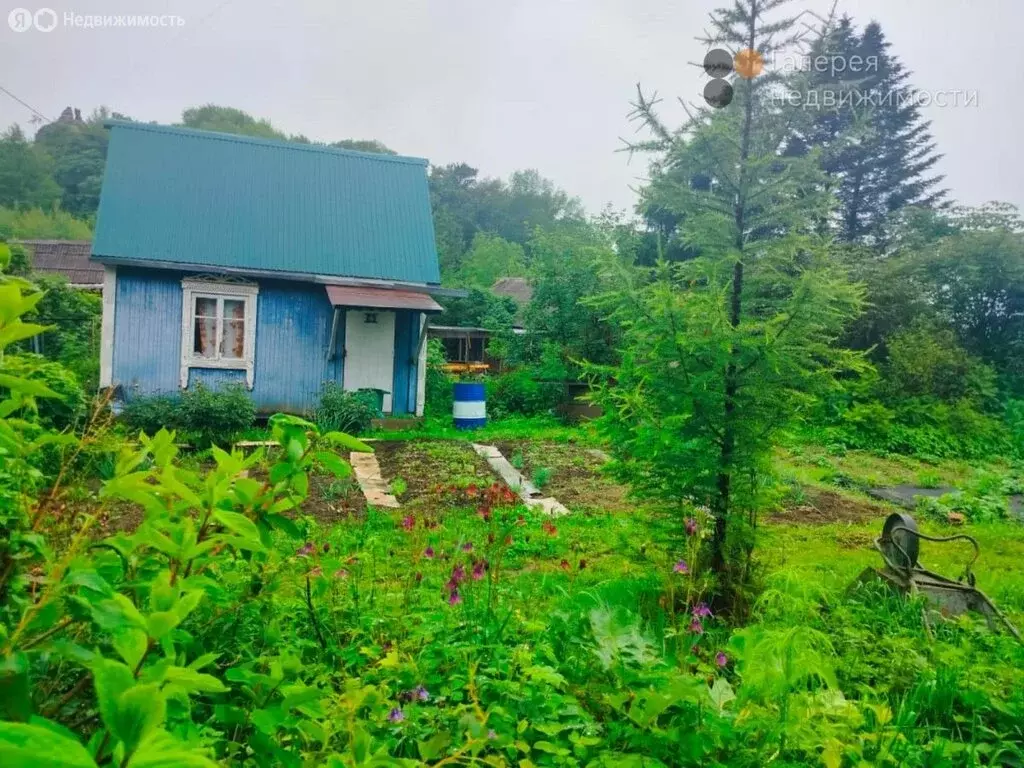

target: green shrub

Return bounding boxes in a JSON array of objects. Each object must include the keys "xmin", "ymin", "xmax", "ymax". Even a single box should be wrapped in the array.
[
  {"xmin": 836, "ymin": 397, "xmax": 1012, "ymax": 460},
  {"xmin": 26, "ymin": 276, "xmax": 102, "ymax": 392},
  {"xmin": 916, "ymin": 491, "xmax": 1008, "ymax": 524},
  {"xmin": 313, "ymin": 382, "xmax": 379, "ymax": 435},
  {"xmin": 120, "ymin": 392, "xmax": 180, "ymax": 436},
  {"xmin": 120, "ymin": 383, "xmax": 255, "ymax": 448},
  {"xmin": 0, "ymin": 353, "xmax": 85, "ymax": 430},
  {"xmin": 486, "ymin": 368, "xmax": 563, "ymax": 419},
  {"xmin": 178, "ymin": 383, "xmax": 255, "ymax": 448}
]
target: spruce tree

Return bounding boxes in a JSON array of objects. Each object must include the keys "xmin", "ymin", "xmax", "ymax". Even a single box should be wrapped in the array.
[{"xmin": 801, "ymin": 17, "xmax": 946, "ymax": 243}]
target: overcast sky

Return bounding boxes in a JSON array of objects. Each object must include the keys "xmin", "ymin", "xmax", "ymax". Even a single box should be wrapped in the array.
[{"xmin": 1, "ymin": 0, "xmax": 1018, "ymax": 215}]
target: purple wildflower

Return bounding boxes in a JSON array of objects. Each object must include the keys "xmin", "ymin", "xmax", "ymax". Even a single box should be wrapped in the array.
[
  {"xmin": 333, "ymin": 568, "xmax": 349, "ymax": 579},
  {"xmin": 689, "ymin": 617, "xmax": 704, "ymax": 635},
  {"xmin": 414, "ymin": 685, "xmax": 429, "ymax": 702},
  {"xmin": 296, "ymin": 541, "xmax": 315, "ymax": 557},
  {"xmin": 685, "ymin": 518, "xmax": 698, "ymax": 536},
  {"xmin": 448, "ymin": 589, "xmax": 462, "ymax": 606},
  {"xmin": 423, "ymin": 546, "xmax": 435, "ymax": 559},
  {"xmin": 715, "ymin": 651, "xmax": 728, "ymax": 668},
  {"xmin": 673, "ymin": 560, "xmax": 689, "ymax": 574},
  {"xmin": 308, "ymin": 566, "xmax": 323, "ymax": 577},
  {"xmin": 461, "ymin": 541, "xmax": 473, "ymax": 553},
  {"xmin": 692, "ymin": 602, "xmax": 713, "ymax": 619},
  {"xmin": 472, "ymin": 560, "xmax": 487, "ymax": 580},
  {"xmin": 451, "ymin": 564, "xmax": 466, "ymax": 584},
  {"xmin": 401, "ymin": 515, "xmax": 415, "ymax": 531},
  {"xmin": 388, "ymin": 707, "xmax": 405, "ymax": 723}
]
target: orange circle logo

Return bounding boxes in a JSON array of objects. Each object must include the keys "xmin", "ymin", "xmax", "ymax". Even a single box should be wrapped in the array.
[{"xmin": 734, "ymin": 48, "xmax": 764, "ymax": 78}]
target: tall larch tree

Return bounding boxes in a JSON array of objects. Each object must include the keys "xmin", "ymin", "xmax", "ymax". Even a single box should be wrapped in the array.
[{"xmin": 591, "ymin": 0, "xmax": 864, "ymax": 606}]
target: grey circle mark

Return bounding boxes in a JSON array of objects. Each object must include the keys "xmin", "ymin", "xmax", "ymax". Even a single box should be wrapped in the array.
[
  {"xmin": 703, "ymin": 49, "xmax": 733, "ymax": 78},
  {"xmin": 704, "ymin": 79, "xmax": 734, "ymax": 108}
]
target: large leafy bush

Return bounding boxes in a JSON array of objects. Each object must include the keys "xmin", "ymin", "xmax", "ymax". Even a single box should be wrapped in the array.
[{"xmin": 0, "ymin": 353, "xmax": 85, "ymax": 430}]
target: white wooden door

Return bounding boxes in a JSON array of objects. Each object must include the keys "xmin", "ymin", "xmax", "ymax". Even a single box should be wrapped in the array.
[{"xmin": 343, "ymin": 310, "xmax": 395, "ymax": 413}]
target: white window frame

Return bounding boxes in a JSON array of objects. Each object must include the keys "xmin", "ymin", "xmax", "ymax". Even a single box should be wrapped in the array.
[{"xmin": 180, "ymin": 278, "xmax": 258, "ymax": 389}]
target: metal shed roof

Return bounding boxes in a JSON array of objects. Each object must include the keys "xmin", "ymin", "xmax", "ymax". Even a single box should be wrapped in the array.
[
  {"xmin": 92, "ymin": 122, "xmax": 441, "ymax": 285},
  {"xmin": 325, "ymin": 284, "xmax": 443, "ymax": 312}
]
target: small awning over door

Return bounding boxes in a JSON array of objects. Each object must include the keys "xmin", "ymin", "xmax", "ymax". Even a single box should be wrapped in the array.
[{"xmin": 324, "ymin": 284, "xmax": 443, "ymax": 313}]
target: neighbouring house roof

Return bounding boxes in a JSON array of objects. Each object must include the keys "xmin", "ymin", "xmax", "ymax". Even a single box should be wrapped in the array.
[
  {"xmin": 492, "ymin": 276, "xmax": 533, "ymax": 304},
  {"xmin": 17, "ymin": 239, "xmax": 103, "ymax": 287},
  {"xmin": 92, "ymin": 122, "xmax": 441, "ymax": 285},
  {"xmin": 427, "ymin": 325, "xmax": 492, "ymax": 338},
  {"xmin": 325, "ymin": 284, "xmax": 443, "ymax": 313}
]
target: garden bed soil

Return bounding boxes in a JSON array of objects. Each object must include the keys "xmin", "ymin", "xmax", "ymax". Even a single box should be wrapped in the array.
[
  {"xmin": 770, "ymin": 488, "xmax": 889, "ymax": 526},
  {"xmin": 372, "ymin": 439, "xmax": 499, "ymax": 513},
  {"xmin": 491, "ymin": 440, "xmax": 631, "ymax": 512},
  {"xmin": 302, "ymin": 472, "xmax": 367, "ymax": 522}
]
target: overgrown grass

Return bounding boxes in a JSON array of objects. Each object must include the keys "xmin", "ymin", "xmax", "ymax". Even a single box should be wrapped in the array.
[{"xmin": 368, "ymin": 414, "xmax": 590, "ymax": 443}]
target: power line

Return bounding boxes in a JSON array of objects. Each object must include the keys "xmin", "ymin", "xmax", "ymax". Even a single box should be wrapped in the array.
[{"xmin": 0, "ymin": 84, "xmax": 52, "ymax": 124}]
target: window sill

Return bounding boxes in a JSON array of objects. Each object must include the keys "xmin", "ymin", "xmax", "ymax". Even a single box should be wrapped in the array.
[
  {"xmin": 182, "ymin": 357, "xmax": 255, "ymax": 389},
  {"xmin": 185, "ymin": 357, "xmax": 249, "ymax": 370}
]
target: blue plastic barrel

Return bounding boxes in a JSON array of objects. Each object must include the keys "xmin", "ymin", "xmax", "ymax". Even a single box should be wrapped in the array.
[{"xmin": 453, "ymin": 382, "xmax": 487, "ymax": 430}]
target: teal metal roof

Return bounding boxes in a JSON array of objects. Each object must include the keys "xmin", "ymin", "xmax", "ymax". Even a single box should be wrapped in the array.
[{"xmin": 93, "ymin": 122, "xmax": 440, "ymax": 285}]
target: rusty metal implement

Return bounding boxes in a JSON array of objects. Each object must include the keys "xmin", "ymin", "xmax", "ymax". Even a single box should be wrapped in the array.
[{"xmin": 857, "ymin": 512, "xmax": 1022, "ymax": 644}]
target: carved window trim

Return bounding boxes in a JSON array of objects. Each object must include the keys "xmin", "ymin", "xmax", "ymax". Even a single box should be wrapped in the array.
[{"xmin": 180, "ymin": 278, "xmax": 258, "ymax": 389}]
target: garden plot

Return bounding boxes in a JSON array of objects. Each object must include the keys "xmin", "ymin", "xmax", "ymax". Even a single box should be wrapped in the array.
[
  {"xmin": 300, "ymin": 470, "xmax": 367, "ymax": 521},
  {"xmin": 769, "ymin": 487, "xmax": 890, "ymax": 526},
  {"xmin": 491, "ymin": 440, "xmax": 631, "ymax": 513},
  {"xmin": 372, "ymin": 439, "xmax": 502, "ymax": 513},
  {"xmin": 471, "ymin": 443, "xmax": 568, "ymax": 516}
]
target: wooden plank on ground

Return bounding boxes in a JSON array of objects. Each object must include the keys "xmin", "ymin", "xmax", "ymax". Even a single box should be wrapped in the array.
[{"xmin": 350, "ymin": 452, "xmax": 400, "ymax": 509}]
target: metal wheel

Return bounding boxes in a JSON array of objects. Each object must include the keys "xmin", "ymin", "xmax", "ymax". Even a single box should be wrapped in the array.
[{"xmin": 881, "ymin": 512, "xmax": 920, "ymax": 569}]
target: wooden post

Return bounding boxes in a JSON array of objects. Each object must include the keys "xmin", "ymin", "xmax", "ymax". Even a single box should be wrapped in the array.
[{"xmin": 414, "ymin": 313, "xmax": 430, "ymax": 362}]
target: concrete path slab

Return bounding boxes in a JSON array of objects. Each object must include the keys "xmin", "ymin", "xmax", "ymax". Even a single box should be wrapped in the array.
[
  {"xmin": 350, "ymin": 451, "xmax": 400, "ymax": 509},
  {"xmin": 471, "ymin": 443, "xmax": 569, "ymax": 516}
]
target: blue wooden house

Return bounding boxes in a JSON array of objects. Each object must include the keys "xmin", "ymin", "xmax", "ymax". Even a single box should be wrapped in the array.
[{"xmin": 93, "ymin": 122, "xmax": 444, "ymax": 415}]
